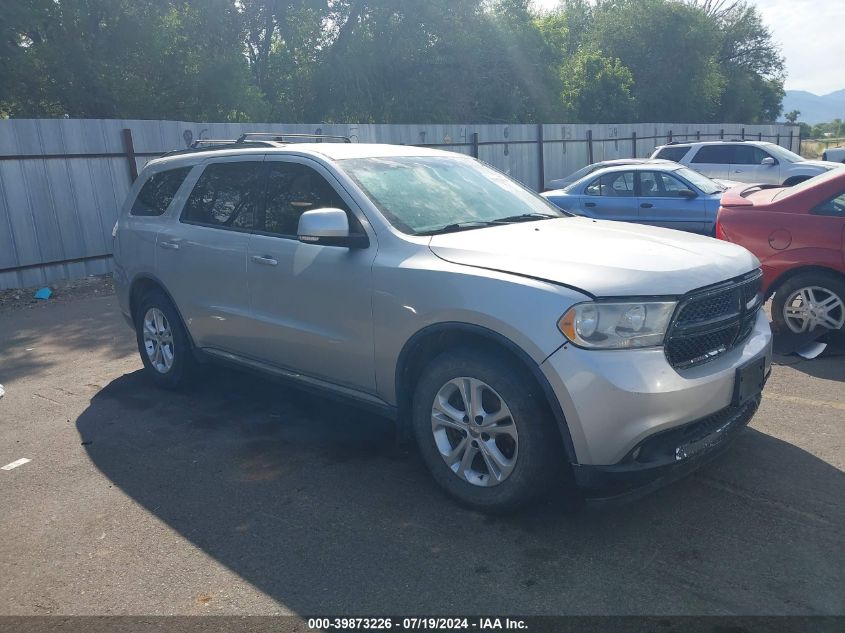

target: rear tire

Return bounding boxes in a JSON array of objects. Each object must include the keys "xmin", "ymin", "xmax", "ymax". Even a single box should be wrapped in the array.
[
  {"xmin": 134, "ymin": 289, "xmax": 197, "ymax": 389},
  {"xmin": 772, "ymin": 272, "xmax": 845, "ymax": 335},
  {"xmin": 411, "ymin": 347, "xmax": 567, "ymax": 512}
]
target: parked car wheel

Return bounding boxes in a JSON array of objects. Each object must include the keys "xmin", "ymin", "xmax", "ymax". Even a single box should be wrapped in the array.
[
  {"xmin": 772, "ymin": 272, "xmax": 845, "ymax": 334},
  {"xmin": 411, "ymin": 348, "xmax": 566, "ymax": 512},
  {"xmin": 135, "ymin": 289, "xmax": 197, "ymax": 389}
]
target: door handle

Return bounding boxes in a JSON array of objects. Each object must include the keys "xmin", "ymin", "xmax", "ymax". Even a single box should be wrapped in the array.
[
  {"xmin": 584, "ymin": 202, "xmax": 597, "ymax": 207},
  {"xmin": 640, "ymin": 203, "xmax": 654, "ymax": 208},
  {"xmin": 251, "ymin": 255, "xmax": 278, "ymax": 266},
  {"xmin": 159, "ymin": 240, "xmax": 180, "ymax": 250},
  {"xmin": 733, "ymin": 169, "xmax": 743, "ymax": 173}
]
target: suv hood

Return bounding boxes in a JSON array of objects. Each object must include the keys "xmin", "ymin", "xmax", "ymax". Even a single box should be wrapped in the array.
[
  {"xmin": 428, "ymin": 217, "xmax": 759, "ymax": 297},
  {"xmin": 798, "ymin": 159, "xmax": 843, "ymax": 170}
]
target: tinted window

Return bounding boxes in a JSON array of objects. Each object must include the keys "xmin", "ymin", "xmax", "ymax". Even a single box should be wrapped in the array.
[
  {"xmin": 263, "ymin": 163, "xmax": 351, "ymax": 236},
  {"xmin": 654, "ymin": 146, "xmax": 690, "ymax": 162},
  {"xmin": 585, "ymin": 171, "xmax": 635, "ymax": 197},
  {"xmin": 733, "ymin": 145, "xmax": 770, "ymax": 165},
  {"xmin": 639, "ymin": 171, "xmax": 690, "ymax": 197},
  {"xmin": 812, "ymin": 191, "xmax": 845, "ymax": 217},
  {"xmin": 130, "ymin": 167, "xmax": 191, "ymax": 217},
  {"xmin": 691, "ymin": 145, "xmax": 734, "ymax": 164},
  {"xmin": 181, "ymin": 162, "xmax": 263, "ymax": 229}
]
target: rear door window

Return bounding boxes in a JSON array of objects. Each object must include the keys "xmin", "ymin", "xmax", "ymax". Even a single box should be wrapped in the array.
[
  {"xmin": 586, "ymin": 171, "xmax": 635, "ymax": 197},
  {"xmin": 691, "ymin": 145, "xmax": 734, "ymax": 164},
  {"xmin": 130, "ymin": 167, "xmax": 191, "ymax": 217},
  {"xmin": 181, "ymin": 162, "xmax": 264, "ymax": 230}
]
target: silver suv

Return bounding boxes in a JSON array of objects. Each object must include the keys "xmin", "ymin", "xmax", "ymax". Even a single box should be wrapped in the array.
[
  {"xmin": 652, "ymin": 140, "xmax": 842, "ymax": 186},
  {"xmin": 113, "ymin": 135, "xmax": 773, "ymax": 511}
]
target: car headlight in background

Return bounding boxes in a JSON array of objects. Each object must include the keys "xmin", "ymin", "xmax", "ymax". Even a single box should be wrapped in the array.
[{"xmin": 558, "ymin": 301, "xmax": 677, "ymax": 349}]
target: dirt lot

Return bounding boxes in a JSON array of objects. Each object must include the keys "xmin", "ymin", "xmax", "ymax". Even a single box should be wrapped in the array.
[{"xmin": 0, "ymin": 290, "xmax": 843, "ymax": 616}]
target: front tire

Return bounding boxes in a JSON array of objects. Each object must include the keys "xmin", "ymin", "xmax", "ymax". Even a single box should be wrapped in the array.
[
  {"xmin": 772, "ymin": 272, "xmax": 845, "ymax": 335},
  {"xmin": 411, "ymin": 348, "xmax": 567, "ymax": 512},
  {"xmin": 135, "ymin": 289, "xmax": 197, "ymax": 389}
]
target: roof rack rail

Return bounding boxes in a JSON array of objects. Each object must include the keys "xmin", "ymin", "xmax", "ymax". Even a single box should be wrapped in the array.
[
  {"xmin": 237, "ymin": 132, "xmax": 352, "ymax": 143},
  {"xmin": 160, "ymin": 140, "xmax": 278, "ymax": 158}
]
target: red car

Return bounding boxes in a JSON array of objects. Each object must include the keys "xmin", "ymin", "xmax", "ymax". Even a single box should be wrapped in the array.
[{"xmin": 716, "ymin": 168, "xmax": 845, "ymax": 335}]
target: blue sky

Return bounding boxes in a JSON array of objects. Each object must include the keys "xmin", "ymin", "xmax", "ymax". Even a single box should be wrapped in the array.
[{"xmin": 532, "ymin": 0, "xmax": 845, "ymax": 95}]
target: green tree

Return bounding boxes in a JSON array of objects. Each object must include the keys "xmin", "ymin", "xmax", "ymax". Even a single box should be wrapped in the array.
[
  {"xmin": 559, "ymin": 50, "xmax": 636, "ymax": 122},
  {"xmin": 695, "ymin": 0, "xmax": 785, "ymax": 122},
  {"xmin": 589, "ymin": 0, "xmax": 725, "ymax": 121},
  {"xmin": 784, "ymin": 110, "xmax": 800, "ymax": 124}
]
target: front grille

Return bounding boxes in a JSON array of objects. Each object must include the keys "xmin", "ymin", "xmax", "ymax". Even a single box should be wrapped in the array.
[
  {"xmin": 666, "ymin": 270, "xmax": 763, "ymax": 370},
  {"xmin": 676, "ymin": 290, "xmax": 737, "ymax": 324}
]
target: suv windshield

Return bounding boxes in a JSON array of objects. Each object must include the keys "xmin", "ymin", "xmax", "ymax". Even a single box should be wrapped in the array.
[
  {"xmin": 339, "ymin": 155, "xmax": 566, "ymax": 235},
  {"xmin": 675, "ymin": 167, "xmax": 723, "ymax": 194}
]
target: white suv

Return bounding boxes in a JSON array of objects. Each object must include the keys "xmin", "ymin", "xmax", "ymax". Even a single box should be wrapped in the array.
[{"xmin": 652, "ymin": 140, "xmax": 842, "ymax": 186}]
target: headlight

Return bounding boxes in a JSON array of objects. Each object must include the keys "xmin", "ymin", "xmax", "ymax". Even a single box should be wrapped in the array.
[{"xmin": 558, "ymin": 301, "xmax": 677, "ymax": 349}]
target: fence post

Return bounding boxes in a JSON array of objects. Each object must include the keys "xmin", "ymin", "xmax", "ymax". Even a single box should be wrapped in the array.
[
  {"xmin": 587, "ymin": 129, "xmax": 593, "ymax": 164},
  {"xmin": 122, "ymin": 128, "xmax": 138, "ymax": 183},
  {"xmin": 471, "ymin": 132, "xmax": 479, "ymax": 159},
  {"xmin": 797, "ymin": 127, "xmax": 803, "ymax": 157},
  {"xmin": 696, "ymin": 130, "xmax": 701, "ymax": 140},
  {"xmin": 668, "ymin": 129, "xmax": 673, "ymax": 143},
  {"xmin": 788, "ymin": 129, "xmax": 794, "ymax": 152},
  {"xmin": 720, "ymin": 128, "xmax": 724, "ymax": 139},
  {"xmin": 776, "ymin": 132, "xmax": 780, "ymax": 146},
  {"xmin": 741, "ymin": 127, "xmax": 745, "ymax": 140},
  {"xmin": 631, "ymin": 131, "xmax": 637, "ymax": 158},
  {"xmin": 758, "ymin": 132, "xmax": 762, "ymax": 141},
  {"xmin": 536, "ymin": 123, "xmax": 545, "ymax": 192}
]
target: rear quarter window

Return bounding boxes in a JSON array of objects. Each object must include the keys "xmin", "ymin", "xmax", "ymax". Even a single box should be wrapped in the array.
[
  {"xmin": 130, "ymin": 167, "xmax": 192, "ymax": 217},
  {"xmin": 654, "ymin": 146, "xmax": 690, "ymax": 162}
]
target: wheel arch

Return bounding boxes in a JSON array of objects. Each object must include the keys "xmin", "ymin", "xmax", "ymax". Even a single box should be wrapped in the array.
[
  {"xmin": 766, "ymin": 265, "xmax": 845, "ymax": 300},
  {"xmin": 394, "ymin": 322, "xmax": 578, "ymax": 464},
  {"xmin": 128, "ymin": 274, "xmax": 197, "ymax": 349}
]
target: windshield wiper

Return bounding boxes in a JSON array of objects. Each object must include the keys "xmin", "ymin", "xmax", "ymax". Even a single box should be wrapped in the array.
[
  {"xmin": 491, "ymin": 212, "xmax": 560, "ymax": 223},
  {"xmin": 417, "ymin": 213, "xmax": 561, "ymax": 236},
  {"xmin": 416, "ymin": 221, "xmax": 499, "ymax": 236}
]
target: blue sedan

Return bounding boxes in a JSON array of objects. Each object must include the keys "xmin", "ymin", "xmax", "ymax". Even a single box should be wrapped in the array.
[{"xmin": 541, "ymin": 164, "xmax": 737, "ymax": 235}]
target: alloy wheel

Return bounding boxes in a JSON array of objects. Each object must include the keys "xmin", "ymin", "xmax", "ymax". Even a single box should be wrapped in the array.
[
  {"xmin": 142, "ymin": 307, "xmax": 175, "ymax": 373},
  {"xmin": 430, "ymin": 377, "xmax": 518, "ymax": 487},
  {"xmin": 782, "ymin": 286, "xmax": 845, "ymax": 333}
]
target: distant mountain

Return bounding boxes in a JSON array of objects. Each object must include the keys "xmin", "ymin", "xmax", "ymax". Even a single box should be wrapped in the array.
[{"xmin": 782, "ymin": 90, "xmax": 845, "ymax": 124}]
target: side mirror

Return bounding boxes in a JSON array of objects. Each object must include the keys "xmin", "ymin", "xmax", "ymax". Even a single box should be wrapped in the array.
[
  {"xmin": 678, "ymin": 189, "xmax": 698, "ymax": 199},
  {"xmin": 761, "ymin": 157, "xmax": 776, "ymax": 166},
  {"xmin": 297, "ymin": 208, "xmax": 368, "ymax": 248}
]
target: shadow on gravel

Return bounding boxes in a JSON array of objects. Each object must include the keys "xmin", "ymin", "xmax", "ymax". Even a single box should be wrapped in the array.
[{"xmin": 76, "ymin": 369, "xmax": 845, "ymax": 615}]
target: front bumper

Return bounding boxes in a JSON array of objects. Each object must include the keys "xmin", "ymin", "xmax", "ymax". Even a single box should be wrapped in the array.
[
  {"xmin": 541, "ymin": 308, "xmax": 772, "ymax": 488},
  {"xmin": 573, "ymin": 395, "xmax": 760, "ymax": 502}
]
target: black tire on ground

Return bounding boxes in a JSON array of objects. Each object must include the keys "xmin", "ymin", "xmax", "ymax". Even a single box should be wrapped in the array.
[
  {"xmin": 771, "ymin": 271, "xmax": 845, "ymax": 335},
  {"xmin": 134, "ymin": 289, "xmax": 197, "ymax": 389},
  {"xmin": 782, "ymin": 176, "xmax": 811, "ymax": 187},
  {"xmin": 411, "ymin": 347, "xmax": 568, "ymax": 513}
]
